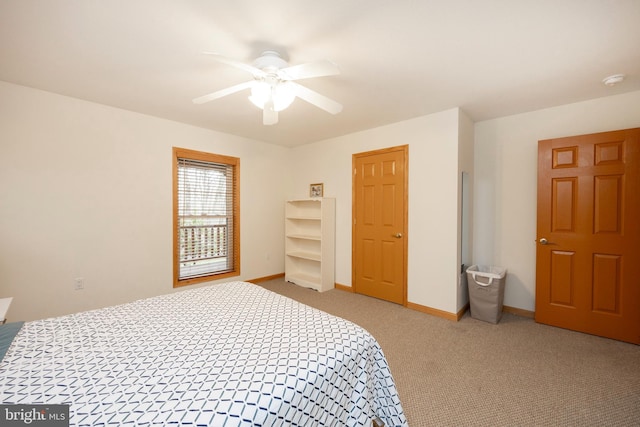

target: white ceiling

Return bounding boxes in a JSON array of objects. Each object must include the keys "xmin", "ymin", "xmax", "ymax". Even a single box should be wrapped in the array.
[{"xmin": 1, "ymin": 0, "xmax": 639, "ymax": 147}]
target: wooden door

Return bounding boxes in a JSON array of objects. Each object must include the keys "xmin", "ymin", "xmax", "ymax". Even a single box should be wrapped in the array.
[
  {"xmin": 535, "ymin": 128, "xmax": 640, "ymax": 344},
  {"xmin": 353, "ymin": 146, "xmax": 408, "ymax": 304}
]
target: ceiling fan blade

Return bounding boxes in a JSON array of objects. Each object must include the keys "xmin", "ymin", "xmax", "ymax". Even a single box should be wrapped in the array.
[
  {"xmin": 290, "ymin": 82, "xmax": 343, "ymax": 114},
  {"xmin": 192, "ymin": 81, "xmax": 255, "ymax": 104},
  {"xmin": 202, "ymin": 52, "xmax": 266, "ymax": 77},
  {"xmin": 263, "ymin": 99, "xmax": 278, "ymax": 125},
  {"xmin": 280, "ymin": 60, "xmax": 340, "ymax": 81}
]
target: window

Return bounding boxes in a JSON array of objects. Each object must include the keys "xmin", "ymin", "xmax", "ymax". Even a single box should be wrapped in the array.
[{"xmin": 173, "ymin": 147, "xmax": 239, "ymax": 287}]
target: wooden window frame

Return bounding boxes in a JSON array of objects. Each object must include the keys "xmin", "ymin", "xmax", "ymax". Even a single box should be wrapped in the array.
[{"xmin": 172, "ymin": 147, "xmax": 240, "ymax": 287}]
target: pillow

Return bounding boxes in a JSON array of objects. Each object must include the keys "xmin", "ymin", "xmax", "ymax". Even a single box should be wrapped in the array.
[{"xmin": 0, "ymin": 321, "xmax": 24, "ymax": 361}]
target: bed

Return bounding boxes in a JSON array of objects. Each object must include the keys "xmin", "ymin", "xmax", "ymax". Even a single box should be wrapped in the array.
[{"xmin": 0, "ymin": 281, "xmax": 407, "ymax": 426}]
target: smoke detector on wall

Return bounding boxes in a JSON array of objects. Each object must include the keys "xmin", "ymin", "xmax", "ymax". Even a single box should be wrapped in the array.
[{"xmin": 602, "ymin": 74, "xmax": 625, "ymax": 86}]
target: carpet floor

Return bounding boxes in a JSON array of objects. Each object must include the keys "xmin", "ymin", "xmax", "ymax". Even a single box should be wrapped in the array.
[{"xmin": 258, "ymin": 278, "xmax": 640, "ymax": 427}]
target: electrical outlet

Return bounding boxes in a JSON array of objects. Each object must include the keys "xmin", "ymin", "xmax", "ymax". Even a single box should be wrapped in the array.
[{"xmin": 74, "ymin": 277, "xmax": 84, "ymax": 290}]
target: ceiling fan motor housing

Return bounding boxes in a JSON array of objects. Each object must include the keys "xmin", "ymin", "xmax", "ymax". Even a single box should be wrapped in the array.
[{"xmin": 253, "ymin": 51, "xmax": 288, "ymax": 72}]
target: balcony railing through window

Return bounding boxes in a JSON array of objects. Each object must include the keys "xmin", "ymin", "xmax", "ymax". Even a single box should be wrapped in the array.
[
  {"xmin": 180, "ymin": 223, "xmax": 228, "ymax": 261},
  {"xmin": 179, "ymin": 223, "xmax": 230, "ymax": 278}
]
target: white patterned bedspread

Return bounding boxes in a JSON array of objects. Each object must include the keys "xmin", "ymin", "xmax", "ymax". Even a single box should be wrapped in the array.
[{"xmin": 0, "ymin": 281, "xmax": 407, "ymax": 426}]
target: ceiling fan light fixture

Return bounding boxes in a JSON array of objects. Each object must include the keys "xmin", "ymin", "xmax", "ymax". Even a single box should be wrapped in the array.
[
  {"xmin": 194, "ymin": 51, "xmax": 342, "ymax": 124},
  {"xmin": 249, "ymin": 81, "xmax": 295, "ymax": 112},
  {"xmin": 248, "ymin": 81, "xmax": 270, "ymax": 108}
]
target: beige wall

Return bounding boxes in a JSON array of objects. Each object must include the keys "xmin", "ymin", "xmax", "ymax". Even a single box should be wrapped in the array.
[
  {"xmin": 288, "ymin": 108, "xmax": 467, "ymax": 314},
  {"xmin": 474, "ymin": 90, "xmax": 640, "ymax": 312},
  {"xmin": 0, "ymin": 81, "xmax": 289, "ymax": 321},
  {"xmin": 3, "ymin": 79, "xmax": 638, "ymax": 322}
]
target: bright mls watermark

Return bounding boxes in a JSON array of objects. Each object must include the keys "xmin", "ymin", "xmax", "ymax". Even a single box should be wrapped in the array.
[{"xmin": 1, "ymin": 404, "xmax": 69, "ymax": 426}]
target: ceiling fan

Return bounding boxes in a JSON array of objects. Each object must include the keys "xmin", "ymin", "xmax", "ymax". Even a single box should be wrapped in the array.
[{"xmin": 193, "ymin": 50, "xmax": 343, "ymax": 125}]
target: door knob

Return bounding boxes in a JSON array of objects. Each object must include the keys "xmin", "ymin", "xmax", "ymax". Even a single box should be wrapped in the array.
[
  {"xmin": 539, "ymin": 238, "xmax": 548, "ymax": 245},
  {"xmin": 393, "ymin": 233, "xmax": 403, "ymax": 238}
]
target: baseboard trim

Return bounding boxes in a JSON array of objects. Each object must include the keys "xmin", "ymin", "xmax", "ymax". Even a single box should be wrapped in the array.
[
  {"xmin": 334, "ymin": 283, "xmax": 354, "ymax": 292},
  {"xmin": 405, "ymin": 302, "xmax": 535, "ymax": 322},
  {"xmin": 503, "ymin": 305, "xmax": 535, "ymax": 318},
  {"xmin": 246, "ymin": 272, "xmax": 285, "ymax": 284},
  {"xmin": 456, "ymin": 303, "xmax": 470, "ymax": 320},
  {"xmin": 259, "ymin": 276, "xmax": 536, "ymax": 320},
  {"xmin": 406, "ymin": 302, "xmax": 461, "ymax": 321},
  {"xmin": 335, "ymin": 287, "xmax": 468, "ymax": 322}
]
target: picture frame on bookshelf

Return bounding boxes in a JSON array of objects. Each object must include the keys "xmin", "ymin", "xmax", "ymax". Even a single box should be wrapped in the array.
[{"xmin": 310, "ymin": 183, "xmax": 323, "ymax": 198}]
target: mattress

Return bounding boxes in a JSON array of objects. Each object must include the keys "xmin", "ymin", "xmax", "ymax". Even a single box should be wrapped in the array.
[{"xmin": 0, "ymin": 281, "xmax": 407, "ymax": 426}]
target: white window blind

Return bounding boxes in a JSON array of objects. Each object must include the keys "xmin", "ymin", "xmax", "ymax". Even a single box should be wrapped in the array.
[{"xmin": 177, "ymin": 157, "xmax": 235, "ymax": 280}]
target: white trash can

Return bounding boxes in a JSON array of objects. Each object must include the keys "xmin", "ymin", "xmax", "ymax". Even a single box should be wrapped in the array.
[{"xmin": 466, "ymin": 265, "xmax": 507, "ymax": 324}]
